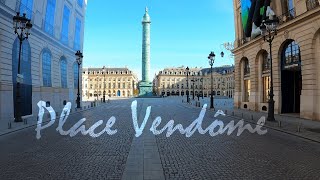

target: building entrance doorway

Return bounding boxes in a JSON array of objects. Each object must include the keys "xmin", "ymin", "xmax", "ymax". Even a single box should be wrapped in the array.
[
  {"xmin": 281, "ymin": 69, "xmax": 301, "ymax": 113},
  {"xmin": 281, "ymin": 40, "xmax": 302, "ymax": 114}
]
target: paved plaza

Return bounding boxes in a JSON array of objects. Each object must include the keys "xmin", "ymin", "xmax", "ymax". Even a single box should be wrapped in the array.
[{"xmin": 0, "ymin": 98, "xmax": 320, "ymax": 179}]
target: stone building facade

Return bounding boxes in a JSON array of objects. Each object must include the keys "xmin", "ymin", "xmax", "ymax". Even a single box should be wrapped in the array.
[
  {"xmin": 233, "ymin": 0, "xmax": 320, "ymax": 120},
  {"xmin": 154, "ymin": 66, "xmax": 234, "ymax": 98},
  {"xmin": 0, "ymin": 0, "xmax": 86, "ymax": 121},
  {"xmin": 82, "ymin": 67, "xmax": 138, "ymax": 101}
]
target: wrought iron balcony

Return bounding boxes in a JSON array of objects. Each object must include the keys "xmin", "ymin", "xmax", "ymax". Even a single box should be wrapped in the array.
[
  {"xmin": 278, "ymin": 8, "xmax": 296, "ymax": 25},
  {"xmin": 306, "ymin": 0, "xmax": 320, "ymax": 11}
]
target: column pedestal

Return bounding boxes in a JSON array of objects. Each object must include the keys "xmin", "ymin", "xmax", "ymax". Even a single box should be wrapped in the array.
[{"xmin": 139, "ymin": 81, "xmax": 153, "ymax": 97}]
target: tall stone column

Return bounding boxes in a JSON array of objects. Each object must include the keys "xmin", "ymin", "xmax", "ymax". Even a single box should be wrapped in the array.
[
  {"xmin": 139, "ymin": 7, "xmax": 153, "ymax": 96},
  {"xmin": 142, "ymin": 7, "xmax": 151, "ymax": 82}
]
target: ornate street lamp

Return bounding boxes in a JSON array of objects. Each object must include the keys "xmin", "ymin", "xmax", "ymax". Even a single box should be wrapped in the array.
[
  {"xmin": 102, "ymin": 66, "xmax": 106, "ymax": 103},
  {"xmin": 260, "ymin": 15, "xmax": 279, "ymax": 122},
  {"xmin": 75, "ymin": 50, "xmax": 83, "ymax": 108},
  {"xmin": 13, "ymin": 12, "xmax": 32, "ymax": 122},
  {"xmin": 186, "ymin": 67, "xmax": 190, "ymax": 103},
  {"xmin": 208, "ymin": 51, "xmax": 215, "ymax": 109}
]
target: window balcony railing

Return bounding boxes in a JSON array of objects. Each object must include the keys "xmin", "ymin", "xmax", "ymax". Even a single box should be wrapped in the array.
[
  {"xmin": 235, "ymin": 37, "xmax": 247, "ymax": 48},
  {"xmin": 278, "ymin": 8, "xmax": 296, "ymax": 25},
  {"xmin": 306, "ymin": 0, "xmax": 320, "ymax": 11}
]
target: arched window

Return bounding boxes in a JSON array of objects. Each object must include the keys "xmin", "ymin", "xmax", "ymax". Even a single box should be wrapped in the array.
[
  {"xmin": 60, "ymin": 57, "xmax": 68, "ymax": 88},
  {"xmin": 73, "ymin": 63, "xmax": 79, "ymax": 88},
  {"xmin": 283, "ymin": 41, "xmax": 301, "ymax": 67},
  {"xmin": 42, "ymin": 49, "xmax": 52, "ymax": 87}
]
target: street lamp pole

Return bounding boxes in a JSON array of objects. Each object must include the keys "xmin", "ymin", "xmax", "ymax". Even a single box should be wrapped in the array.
[
  {"xmin": 186, "ymin": 67, "xmax": 190, "ymax": 103},
  {"xmin": 191, "ymin": 75, "xmax": 196, "ymax": 100},
  {"xmin": 260, "ymin": 15, "xmax": 279, "ymax": 122},
  {"xmin": 13, "ymin": 12, "xmax": 32, "ymax": 122},
  {"xmin": 102, "ymin": 66, "xmax": 106, "ymax": 103},
  {"xmin": 197, "ymin": 77, "xmax": 200, "ymax": 101},
  {"xmin": 75, "ymin": 50, "xmax": 83, "ymax": 109},
  {"xmin": 208, "ymin": 51, "xmax": 215, "ymax": 109},
  {"xmin": 201, "ymin": 77, "xmax": 204, "ymax": 99}
]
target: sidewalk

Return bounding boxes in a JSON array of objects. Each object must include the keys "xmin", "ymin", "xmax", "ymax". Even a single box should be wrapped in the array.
[
  {"xmin": 183, "ymin": 98, "xmax": 320, "ymax": 143},
  {"xmin": 0, "ymin": 101, "xmax": 107, "ymax": 136}
]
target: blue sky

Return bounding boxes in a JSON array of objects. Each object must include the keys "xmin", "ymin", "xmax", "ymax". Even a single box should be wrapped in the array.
[{"xmin": 83, "ymin": 0, "xmax": 235, "ymax": 79}]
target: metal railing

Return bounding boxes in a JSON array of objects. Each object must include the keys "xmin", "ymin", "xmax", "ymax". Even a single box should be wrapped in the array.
[
  {"xmin": 306, "ymin": 0, "xmax": 320, "ymax": 11},
  {"xmin": 278, "ymin": 8, "xmax": 296, "ymax": 25},
  {"xmin": 236, "ymin": 38, "xmax": 248, "ymax": 47}
]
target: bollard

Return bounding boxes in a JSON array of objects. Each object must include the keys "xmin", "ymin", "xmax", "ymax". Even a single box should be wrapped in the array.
[
  {"xmin": 251, "ymin": 115, "xmax": 254, "ymax": 120},
  {"xmin": 8, "ymin": 121, "xmax": 12, "ymax": 129},
  {"xmin": 232, "ymin": 111, "xmax": 234, "ymax": 116},
  {"xmin": 278, "ymin": 121, "xmax": 282, "ymax": 128},
  {"xmin": 297, "ymin": 123, "xmax": 301, "ymax": 133},
  {"xmin": 24, "ymin": 118, "xmax": 27, "ymax": 125}
]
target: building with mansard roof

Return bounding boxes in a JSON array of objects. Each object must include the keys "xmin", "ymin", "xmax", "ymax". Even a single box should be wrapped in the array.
[
  {"xmin": 82, "ymin": 67, "xmax": 138, "ymax": 101},
  {"xmin": 154, "ymin": 66, "xmax": 234, "ymax": 98}
]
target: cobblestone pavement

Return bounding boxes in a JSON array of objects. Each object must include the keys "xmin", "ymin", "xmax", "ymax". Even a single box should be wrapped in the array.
[{"xmin": 0, "ymin": 98, "xmax": 320, "ymax": 179}]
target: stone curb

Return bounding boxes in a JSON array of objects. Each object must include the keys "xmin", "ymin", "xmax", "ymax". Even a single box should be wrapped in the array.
[{"xmin": 181, "ymin": 101, "xmax": 320, "ymax": 144}]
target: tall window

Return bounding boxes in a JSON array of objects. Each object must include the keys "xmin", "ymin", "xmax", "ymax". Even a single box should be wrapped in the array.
[
  {"xmin": 242, "ymin": 58, "xmax": 250, "ymax": 102},
  {"xmin": 263, "ymin": 76, "xmax": 270, "ymax": 102},
  {"xmin": 73, "ymin": 63, "xmax": 79, "ymax": 88},
  {"xmin": 284, "ymin": 41, "xmax": 301, "ymax": 66},
  {"xmin": 42, "ymin": 49, "xmax": 52, "ymax": 87},
  {"xmin": 262, "ymin": 53, "xmax": 271, "ymax": 71},
  {"xmin": 44, "ymin": 0, "xmax": 56, "ymax": 35},
  {"xmin": 20, "ymin": 0, "xmax": 33, "ymax": 19},
  {"xmin": 74, "ymin": 18, "xmax": 81, "ymax": 50},
  {"xmin": 77, "ymin": 0, "xmax": 83, "ymax": 7},
  {"xmin": 262, "ymin": 52, "xmax": 270, "ymax": 102},
  {"xmin": 244, "ymin": 60, "xmax": 250, "ymax": 76},
  {"xmin": 60, "ymin": 58, "xmax": 68, "ymax": 88},
  {"xmin": 244, "ymin": 80, "xmax": 251, "ymax": 102},
  {"xmin": 61, "ymin": 5, "xmax": 70, "ymax": 45}
]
